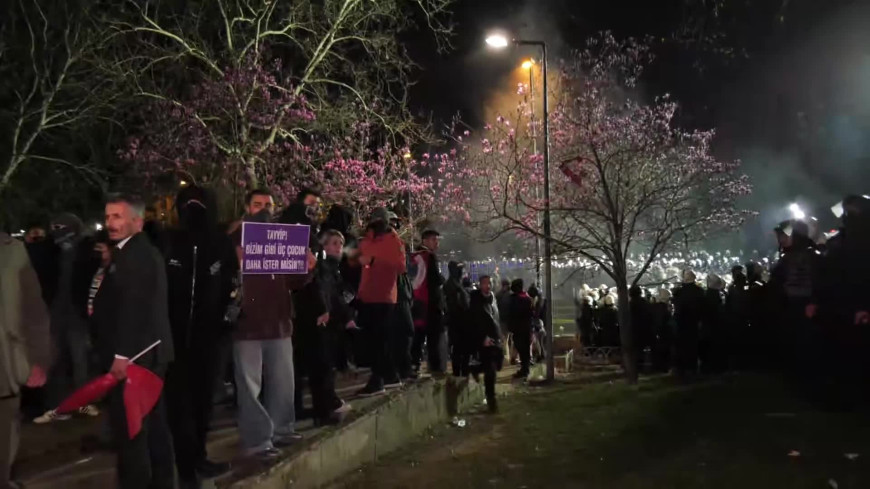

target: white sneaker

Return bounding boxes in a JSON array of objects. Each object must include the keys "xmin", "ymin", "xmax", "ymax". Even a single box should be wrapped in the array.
[
  {"xmin": 78, "ymin": 404, "xmax": 100, "ymax": 417},
  {"xmin": 333, "ymin": 401, "xmax": 352, "ymax": 415},
  {"xmin": 33, "ymin": 409, "xmax": 72, "ymax": 424}
]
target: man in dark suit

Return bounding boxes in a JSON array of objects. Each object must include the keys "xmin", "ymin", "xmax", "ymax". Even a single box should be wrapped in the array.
[{"xmin": 92, "ymin": 193, "xmax": 175, "ymax": 489}]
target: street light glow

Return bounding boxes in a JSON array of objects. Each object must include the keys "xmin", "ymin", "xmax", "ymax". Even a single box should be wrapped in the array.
[
  {"xmin": 521, "ymin": 59, "xmax": 533, "ymax": 70},
  {"xmin": 789, "ymin": 203, "xmax": 806, "ymax": 220},
  {"xmin": 485, "ymin": 34, "xmax": 509, "ymax": 49}
]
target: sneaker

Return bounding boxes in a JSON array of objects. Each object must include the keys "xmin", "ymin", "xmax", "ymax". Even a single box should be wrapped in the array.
[
  {"xmin": 273, "ymin": 432, "xmax": 303, "ymax": 448},
  {"xmin": 34, "ymin": 409, "xmax": 71, "ymax": 424},
  {"xmin": 78, "ymin": 404, "xmax": 100, "ymax": 417},
  {"xmin": 356, "ymin": 386, "xmax": 386, "ymax": 398},
  {"xmin": 253, "ymin": 447, "xmax": 282, "ymax": 461},
  {"xmin": 332, "ymin": 400, "xmax": 352, "ymax": 415}
]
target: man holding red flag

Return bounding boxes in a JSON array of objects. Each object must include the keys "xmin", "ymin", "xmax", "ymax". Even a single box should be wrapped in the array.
[{"xmin": 92, "ymin": 193, "xmax": 175, "ymax": 489}]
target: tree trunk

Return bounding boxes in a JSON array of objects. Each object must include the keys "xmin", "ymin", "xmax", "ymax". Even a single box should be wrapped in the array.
[{"xmin": 615, "ymin": 280, "xmax": 638, "ymax": 384}]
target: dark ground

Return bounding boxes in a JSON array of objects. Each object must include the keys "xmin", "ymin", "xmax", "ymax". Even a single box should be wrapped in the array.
[{"xmin": 330, "ymin": 373, "xmax": 870, "ymax": 489}]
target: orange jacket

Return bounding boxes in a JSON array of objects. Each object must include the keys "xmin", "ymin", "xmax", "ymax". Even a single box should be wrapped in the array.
[{"xmin": 357, "ymin": 229, "xmax": 406, "ymax": 304}]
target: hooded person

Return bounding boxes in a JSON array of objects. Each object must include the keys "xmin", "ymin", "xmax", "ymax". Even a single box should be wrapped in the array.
[
  {"xmin": 34, "ymin": 212, "xmax": 101, "ymax": 424},
  {"xmin": 354, "ymin": 207, "xmax": 407, "ymax": 397},
  {"xmin": 279, "ymin": 188, "xmax": 322, "ymax": 254},
  {"xmin": 163, "ymin": 185, "xmax": 238, "ymax": 486},
  {"xmin": 444, "ymin": 261, "xmax": 472, "ymax": 377},
  {"xmin": 673, "ymin": 270, "xmax": 705, "ymax": 377}
]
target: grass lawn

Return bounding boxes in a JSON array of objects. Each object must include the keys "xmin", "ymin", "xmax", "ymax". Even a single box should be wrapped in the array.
[{"xmin": 331, "ymin": 374, "xmax": 870, "ymax": 489}]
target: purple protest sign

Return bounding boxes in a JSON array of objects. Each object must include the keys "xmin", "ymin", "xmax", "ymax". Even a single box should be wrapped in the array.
[{"xmin": 241, "ymin": 222, "xmax": 310, "ymax": 274}]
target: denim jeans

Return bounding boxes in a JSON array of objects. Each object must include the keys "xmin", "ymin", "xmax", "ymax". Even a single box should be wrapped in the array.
[{"xmin": 233, "ymin": 337, "xmax": 296, "ymax": 454}]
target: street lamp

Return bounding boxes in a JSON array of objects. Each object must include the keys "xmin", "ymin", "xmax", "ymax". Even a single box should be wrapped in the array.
[
  {"xmin": 521, "ymin": 57, "xmax": 543, "ymax": 290},
  {"xmin": 485, "ymin": 34, "xmax": 510, "ymax": 48},
  {"xmin": 486, "ymin": 32, "xmax": 555, "ymax": 382}
]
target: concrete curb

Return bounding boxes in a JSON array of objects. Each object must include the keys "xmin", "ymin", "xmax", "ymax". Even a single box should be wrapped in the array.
[{"xmin": 228, "ymin": 377, "xmax": 484, "ymax": 489}]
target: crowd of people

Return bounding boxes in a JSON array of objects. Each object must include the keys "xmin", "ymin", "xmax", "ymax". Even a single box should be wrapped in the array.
[
  {"xmin": 0, "ymin": 185, "xmax": 529, "ymax": 489},
  {"xmin": 573, "ymin": 195, "xmax": 870, "ymax": 398},
  {"xmin": 2, "ymin": 190, "xmax": 868, "ymax": 489}
]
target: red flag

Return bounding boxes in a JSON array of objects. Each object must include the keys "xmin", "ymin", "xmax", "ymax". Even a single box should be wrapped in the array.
[
  {"xmin": 123, "ymin": 364, "xmax": 164, "ymax": 439},
  {"xmin": 56, "ymin": 373, "xmax": 117, "ymax": 414},
  {"xmin": 55, "ymin": 340, "xmax": 163, "ymax": 439}
]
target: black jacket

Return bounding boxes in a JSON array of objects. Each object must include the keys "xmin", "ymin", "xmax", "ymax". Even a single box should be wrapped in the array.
[
  {"xmin": 674, "ymin": 283, "xmax": 705, "ymax": 335},
  {"xmin": 91, "ymin": 233, "xmax": 174, "ymax": 370},
  {"xmin": 26, "ymin": 236, "xmax": 99, "ymax": 318},
  {"xmin": 314, "ymin": 255, "xmax": 354, "ymax": 329},
  {"xmin": 506, "ymin": 292, "xmax": 534, "ymax": 334},
  {"xmin": 164, "ymin": 226, "xmax": 237, "ymax": 357},
  {"xmin": 701, "ymin": 288, "xmax": 725, "ymax": 340},
  {"xmin": 280, "ymin": 202, "xmax": 321, "ymax": 254},
  {"xmin": 770, "ymin": 243, "xmax": 820, "ymax": 305},
  {"xmin": 469, "ymin": 290, "xmax": 502, "ymax": 351}
]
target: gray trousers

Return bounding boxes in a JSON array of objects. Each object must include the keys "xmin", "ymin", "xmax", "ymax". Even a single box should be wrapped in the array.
[
  {"xmin": 233, "ymin": 337, "xmax": 296, "ymax": 454},
  {"xmin": 0, "ymin": 396, "xmax": 19, "ymax": 488}
]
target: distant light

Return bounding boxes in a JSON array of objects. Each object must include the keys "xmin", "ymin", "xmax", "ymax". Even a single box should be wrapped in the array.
[
  {"xmin": 789, "ymin": 203, "xmax": 805, "ymax": 220},
  {"xmin": 19, "ymin": 229, "xmax": 25, "ymax": 234},
  {"xmin": 179, "ymin": 180, "xmax": 188, "ymax": 187},
  {"xmin": 521, "ymin": 59, "xmax": 533, "ymax": 70},
  {"xmin": 403, "ymin": 152, "xmax": 412, "ymax": 160},
  {"xmin": 94, "ymin": 223, "xmax": 103, "ymax": 231},
  {"xmin": 485, "ymin": 34, "xmax": 510, "ymax": 49}
]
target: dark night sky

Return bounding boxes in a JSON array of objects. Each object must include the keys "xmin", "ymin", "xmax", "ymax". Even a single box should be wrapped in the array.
[{"xmin": 409, "ymin": 0, "xmax": 870, "ymax": 249}]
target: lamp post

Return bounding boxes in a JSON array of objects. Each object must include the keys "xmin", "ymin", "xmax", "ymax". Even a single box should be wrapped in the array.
[
  {"xmin": 486, "ymin": 34, "xmax": 554, "ymax": 382},
  {"xmin": 522, "ymin": 58, "xmax": 543, "ymax": 291}
]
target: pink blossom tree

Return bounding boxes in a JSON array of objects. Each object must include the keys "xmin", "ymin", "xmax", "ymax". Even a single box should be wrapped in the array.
[
  {"xmin": 446, "ymin": 33, "xmax": 752, "ymax": 382},
  {"xmin": 122, "ymin": 72, "xmax": 455, "ymax": 229}
]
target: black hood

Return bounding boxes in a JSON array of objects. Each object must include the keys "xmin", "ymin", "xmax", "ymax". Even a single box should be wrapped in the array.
[
  {"xmin": 176, "ymin": 185, "xmax": 218, "ymax": 231},
  {"xmin": 448, "ymin": 261, "xmax": 464, "ymax": 280},
  {"xmin": 280, "ymin": 201, "xmax": 313, "ymax": 226},
  {"xmin": 322, "ymin": 204, "xmax": 354, "ymax": 234}
]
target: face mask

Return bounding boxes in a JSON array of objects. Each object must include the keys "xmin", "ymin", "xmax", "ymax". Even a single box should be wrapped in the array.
[
  {"xmin": 51, "ymin": 227, "xmax": 76, "ymax": 246},
  {"xmin": 245, "ymin": 208, "xmax": 272, "ymax": 223},
  {"xmin": 180, "ymin": 202, "xmax": 207, "ymax": 229}
]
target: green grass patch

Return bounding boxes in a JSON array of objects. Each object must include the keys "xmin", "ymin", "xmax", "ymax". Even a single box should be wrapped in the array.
[{"xmin": 335, "ymin": 374, "xmax": 870, "ymax": 489}]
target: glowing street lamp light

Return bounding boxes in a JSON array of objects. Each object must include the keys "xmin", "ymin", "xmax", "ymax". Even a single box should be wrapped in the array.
[
  {"xmin": 521, "ymin": 59, "xmax": 533, "ymax": 70},
  {"xmin": 485, "ymin": 34, "xmax": 510, "ymax": 49},
  {"xmin": 484, "ymin": 31, "xmax": 555, "ymax": 382},
  {"xmin": 789, "ymin": 203, "xmax": 806, "ymax": 220}
]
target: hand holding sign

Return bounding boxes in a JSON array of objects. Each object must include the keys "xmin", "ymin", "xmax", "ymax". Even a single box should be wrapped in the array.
[
  {"xmin": 241, "ymin": 222, "xmax": 311, "ymax": 275},
  {"xmin": 308, "ymin": 250, "xmax": 317, "ymax": 271}
]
